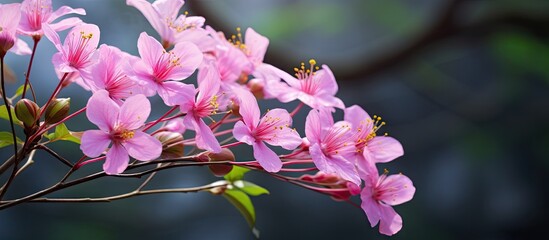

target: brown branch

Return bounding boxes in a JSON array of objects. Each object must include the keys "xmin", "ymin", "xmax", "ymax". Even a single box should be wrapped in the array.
[{"xmin": 29, "ymin": 183, "xmax": 226, "ymax": 203}]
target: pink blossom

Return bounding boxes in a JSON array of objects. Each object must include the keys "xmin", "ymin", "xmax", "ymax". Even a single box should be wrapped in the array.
[
  {"xmin": 0, "ymin": 3, "xmax": 31, "ymax": 57},
  {"xmin": 19, "ymin": 0, "xmax": 85, "ymax": 37},
  {"xmin": 205, "ymin": 26, "xmax": 253, "ymax": 88},
  {"xmin": 305, "ymin": 109, "xmax": 360, "ymax": 185},
  {"xmin": 81, "ymin": 44, "xmax": 141, "ymax": 102},
  {"xmin": 80, "ymin": 90, "xmax": 162, "ymax": 175},
  {"xmin": 44, "ymin": 23, "xmax": 100, "ymax": 73},
  {"xmin": 126, "ymin": 0, "xmax": 214, "ymax": 51},
  {"xmin": 232, "ymin": 88, "xmax": 301, "ymax": 172},
  {"xmin": 345, "ymin": 105, "xmax": 404, "ymax": 175},
  {"xmin": 133, "ymin": 32, "xmax": 202, "ymax": 106},
  {"xmin": 178, "ymin": 65, "xmax": 222, "ymax": 153},
  {"xmin": 360, "ymin": 169, "xmax": 415, "ymax": 236},
  {"xmin": 265, "ymin": 60, "xmax": 345, "ymax": 110}
]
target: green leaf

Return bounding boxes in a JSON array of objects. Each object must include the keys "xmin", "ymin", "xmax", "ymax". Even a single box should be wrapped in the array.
[
  {"xmin": 0, "ymin": 131, "xmax": 23, "ymax": 149},
  {"xmin": 12, "ymin": 83, "xmax": 29, "ymax": 99},
  {"xmin": 233, "ymin": 180, "xmax": 270, "ymax": 196},
  {"xmin": 223, "ymin": 189, "xmax": 259, "ymax": 238},
  {"xmin": 45, "ymin": 123, "xmax": 81, "ymax": 144},
  {"xmin": 224, "ymin": 166, "xmax": 250, "ymax": 182},
  {"xmin": 0, "ymin": 105, "xmax": 21, "ymax": 125}
]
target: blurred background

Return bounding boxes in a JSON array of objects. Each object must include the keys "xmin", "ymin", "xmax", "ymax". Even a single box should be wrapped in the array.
[{"xmin": 1, "ymin": 0, "xmax": 549, "ymax": 239}]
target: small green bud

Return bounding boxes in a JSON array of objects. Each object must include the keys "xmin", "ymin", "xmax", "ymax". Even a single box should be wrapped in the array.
[
  {"xmin": 205, "ymin": 148, "xmax": 235, "ymax": 177},
  {"xmin": 15, "ymin": 98, "xmax": 40, "ymax": 127},
  {"xmin": 44, "ymin": 98, "xmax": 70, "ymax": 124},
  {"xmin": 154, "ymin": 132, "xmax": 184, "ymax": 158}
]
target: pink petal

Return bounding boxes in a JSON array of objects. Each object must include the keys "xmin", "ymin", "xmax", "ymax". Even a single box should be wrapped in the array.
[
  {"xmin": 315, "ymin": 65, "xmax": 338, "ymax": 96},
  {"xmin": 48, "ymin": 17, "xmax": 83, "ymax": 33},
  {"xmin": 365, "ymin": 136, "xmax": 404, "ymax": 163},
  {"xmin": 0, "ymin": 4, "xmax": 21, "ymax": 33},
  {"xmin": 42, "ymin": 23, "xmax": 62, "ymax": 51},
  {"xmin": 360, "ymin": 187, "xmax": 381, "ymax": 228},
  {"xmin": 260, "ymin": 109, "xmax": 301, "ymax": 150},
  {"xmin": 123, "ymin": 131, "xmax": 162, "ymax": 161},
  {"xmin": 137, "ymin": 32, "xmax": 164, "ymax": 70},
  {"xmin": 232, "ymin": 121, "xmax": 255, "ymax": 145},
  {"xmin": 316, "ymin": 93, "xmax": 345, "ymax": 110},
  {"xmin": 245, "ymin": 28, "xmax": 269, "ymax": 66},
  {"xmin": 48, "ymin": 6, "xmax": 86, "ymax": 21},
  {"xmin": 234, "ymin": 88, "xmax": 260, "ymax": 128},
  {"xmin": 176, "ymin": 27, "xmax": 215, "ymax": 53},
  {"xmin": 86, "ymin": 90, "xmax": 120, "ymax": 131},
  {"xmin": 377, "ymin": 174, "xmax": 415, "ymax": 206},
  {"xmin": 11, "ymin": 38, "xmax": 32, "ymax": 55},
  {"xmin": 356, "ymin": 154, "xmax": 378, "ymax": 182},
  {"xmin": 104, "ymin": 143, "xmax": 130, "ymax": 175},
  {"xmin": 310, "ymin": 144, "xmax": 360, "ymax": 185},
  {"xmin": 262, "ymin": 64, "xmax": 300, "ymax": 88},
  {"xmin": 185, "ymin": 114, "xmax": 222, "ymax": 153},
  {"xmin": 196, "ymin": 64, "xmax": 221, "ymax": 105},
  {"xmin": 152, "ymin": 0, "xmax": 184, "ymax": 20},
  {"xmin": 65, "ymin": 23, "xmax": 100, "ymax": 52},
  {"xmin": 165, "ymin": 41, "xmax": 203, "ymax": 80},
  {"xmin": 127, "ymin": 0, "xmax": 170, "ymax": 41},
  {"xmin": 252, "ymin": 141, "xmax": 282, "ymax": 172},
  {"xmin": 309, "ymin": 143, "xmax": 328, "ymax": 171},
  {"xmin": 119, "ymin": 94, "xmax": 150, "ymax": 130},
  {"xmin": 378, "ymin": 204, "xmax": 403, "ymax": 236},
  {"xmin": 157, "ymin": 81, "xmax": 195, "ymax": 106},
  {"xmin": 328, "ymin": 155, "xmax": 361, "ymax": 186},
  {"xmin": 305, "ymin": 110, "xmax": 323, "ymax": 144},
  {"xmin": 80, "ymin": 130, "xmax": 111, "ymax": 157},
  {"xmin": 344, "ymin": 105, "xmax": 371, "ymax": 132}
]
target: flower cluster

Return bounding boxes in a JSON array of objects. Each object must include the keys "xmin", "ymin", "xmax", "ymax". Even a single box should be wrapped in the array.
[{"xmin": 0, "ymin": 0, "xmax": 415, "ymax": 236}]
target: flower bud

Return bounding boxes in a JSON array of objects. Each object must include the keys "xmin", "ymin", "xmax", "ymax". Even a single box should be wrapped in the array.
[
  {"xmin": 154, "ymin": 132, "xmax": 184, "ymax": 158},
  {"xmin": 205, "ymin": 148, "xmax": 235, "ymax": 177},
  {"xmin": 44, "ymin": 98, "xmax": 70, "ymax": 124},
  {"xmin": 247, "ymin": 78, "xmax": 264, "ymax": 99},
  {"xmin": 15, "ymin": 99, "xmax": 40, "ymax": 127}
]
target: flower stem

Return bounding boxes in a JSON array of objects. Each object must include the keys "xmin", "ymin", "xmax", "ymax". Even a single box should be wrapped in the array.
[
  {"xmin": 0, "ymin": 57, "xmax": 21, "ymax": 201},
  {"xmin": 22, "ymin": 37, "xmax": 40, "ymax": 100}
]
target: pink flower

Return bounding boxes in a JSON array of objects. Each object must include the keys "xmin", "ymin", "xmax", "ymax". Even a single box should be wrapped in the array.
[
  {"xmin": 81, "ymin": 44, "xmax": 141, "ymax": 102},
  {"xmin": 44, "ymin": 23, "xmax": 100, "ymax": 73},
  {"xmin": 19, "ymin": 0, "xmax": 85, "ymax": 37},
  {"xmin": 133, "ymin": 32, "xmax": 202, "ymax": 106},
  {"xmin": 0, "ymin": 3, "xmax": 31, "ymax": 57},
  {"xmin": 305, "ymin": 109, "xmax": 360, "ymax": 185},
  {"xmin": 205, "ymin": 26, "xmax": 253, "ymax": 88},
  {"xmin": 80, "ymin": 90, "xmax": 162, "ymax": 175},
  {"xmin": 178, "ymin": 65, "xmax": 222, "ymax": 153},
  {"xmin": 345, "ymin": 105, "xmax": 404, "ymax": 174},
  {"xmin": 232, "ymin": 88, "xmax": 301, "ymax": 172},
  {"xmin": 360, "ymin": 169, "xmax": 415, "ymax": 236},
  {"xmin": 266, "ymin": 60, "xmax": 345, "ymax": 110},
  {"xmin": 126, "ymin": 0, "xmax": 214, "ymax": 51}
]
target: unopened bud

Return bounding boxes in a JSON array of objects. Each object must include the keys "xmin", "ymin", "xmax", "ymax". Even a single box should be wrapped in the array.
[
  {"xmin": 205, "ymin": 148, "xmax": 235, "ymax": 177},
  {"xmin": 154, "ymin": 132, "xmax": 184, "ymax": 158},
  {"xmin": 208, "ymin": 180, "xmax": 229, "ymax": 195},
  {"xmin": 44, "ymin": 98, "xmax": 70, "ymax": 124},
  {"xmin": 15, "ymin": 99, "xmax": 40, "ymax": 127},
  {"xmin": 247, "ymin": 78, "xmax": 264, "ymax": 99},
  {"xmin": 229, "ymin": 99, "xmax": 241, "ymax": 118}
]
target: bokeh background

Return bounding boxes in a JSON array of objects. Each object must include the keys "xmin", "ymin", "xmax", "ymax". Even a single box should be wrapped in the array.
[{"xmin": 1, "ymin": 0, "xmax": 549, "ymax": 239}]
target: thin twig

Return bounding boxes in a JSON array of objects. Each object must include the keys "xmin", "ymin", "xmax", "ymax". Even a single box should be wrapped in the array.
[
  {"xmin": 35, "ymin": 145, "xmax": 74, "ymax": 168},
  {"xmin": 0, "ymin": 57, "xmax": 20, "ymax": 201},
  {"xmin": 28, "ymin": 183, "xmax": 225, "ymax": 203}
]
